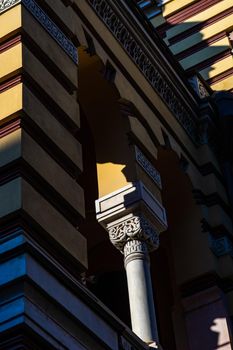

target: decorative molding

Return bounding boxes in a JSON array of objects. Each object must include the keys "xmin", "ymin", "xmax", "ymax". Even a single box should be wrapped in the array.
[
  {"xmin": 188, "ymin": 75, "xmax": 209, "ymax": 99},
  {"xmin": 135, "ymin": 146, "xmax": 162, "ymax": 188},
  {"xmin": 0, "ymin": 76, "xmax": 22, "ymax": 93},
  {"xmin": 0, "ymin": 35, "xmax": 21, "ymax": 54},
  {"xmin": 88, "ymin": 0, "xmax": 198, "ymax": 143},
  {"xmin": 0, "ymin": 0, "xmax": 20, "ymax": 13},
  {"xmin": 108, "ymin": 214, "xmax": 159, "ymax": 255},
  {"xmin": 210, "ymin": 236, "xmax": 233, "ymax": 257},
  {"xmin": 0, "ymin": 119, "xmax": 21, "ymax": 139},
  {"xmin": 22, "ymin": 0, "xmax": 78, "ymax": 63},
  {"xmin": 0, "ymin": 0, "xmax": 78, "ymax": 63},
  {"xmin": 124, "ymin": 240, "xmax": 148, "ymax": 258}
]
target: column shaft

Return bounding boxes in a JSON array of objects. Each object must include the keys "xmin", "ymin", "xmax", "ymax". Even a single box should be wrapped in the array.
[
  {"xmin": 124, "ymin": 241, "xmax": 159, "ymax": 344},
  {"xmin": 106, "ymin": 213, "xmax": 163, "ymax": 346}
]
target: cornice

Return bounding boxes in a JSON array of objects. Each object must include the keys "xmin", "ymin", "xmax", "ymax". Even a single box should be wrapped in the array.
[{"xmin": 87, "ymin": 0, "xmax": 200, "ymax": 143}]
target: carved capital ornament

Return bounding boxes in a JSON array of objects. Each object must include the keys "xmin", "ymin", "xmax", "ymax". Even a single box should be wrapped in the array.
[
  {"xmin": 108, "ymin": 215, "xmax": 159, "ymax": 259},
  {"xmin": 0, "ymin": 0, "xmax": 20, "ymax": 12}
]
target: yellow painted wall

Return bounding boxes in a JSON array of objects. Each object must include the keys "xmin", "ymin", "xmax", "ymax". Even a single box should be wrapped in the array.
[
  {"xmin": 163, "ymin": 0, "xmax": 199, "ymax": 17},
  {"xmin": 0, "ymin": 84, "xmax": 23, "ymax": 120},
  {"xmin": 0, "ymin": 43, "xmax": 22, "ymax": 80},
  {"xmin": 166, "ymin": 0, "xmax": 232, "ymax": 39},
  {"xmin": 0, "ymin": 5, "xmax": 21, "ymax": 39},
  {"xmin": 211, "ymin": 76, "xmax": 233, "ymax": 91},
  {"xmin": 97, "ymin": 163, "xmax": 128, "ymax": 197},
  {"xmin": 199, "ymin": 56, "xmax": 233, "ymax": 80}
]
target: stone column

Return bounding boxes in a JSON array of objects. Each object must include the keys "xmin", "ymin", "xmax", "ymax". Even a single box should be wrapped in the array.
[{"xmin": 108, "ymin": 214, "xmax": 160, "ymax": 347}]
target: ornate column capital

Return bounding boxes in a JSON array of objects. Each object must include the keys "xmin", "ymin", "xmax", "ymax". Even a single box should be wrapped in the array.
[
  {"xmin": 107, "ymin": 214, "xmax": 159, "ymax": 260},
  {"xmin": 0, "ymin": 0, "xmax": 20, "ymax": 14}
]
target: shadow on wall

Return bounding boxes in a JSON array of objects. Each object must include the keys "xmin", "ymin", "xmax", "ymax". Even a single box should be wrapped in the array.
[
  {"xmin": 153, "ymin": 9, "xmax": 233, "ymax": 350},
  {"xmin": 210, "ymin": 318, "xmax": 232, "ymax": 348},
  {"xmin": 78, "ymin": 47, "xmax": 144, "ymax": 199},
  {"xmin": 156, "ymin": 18, "xmax": 232, "ymax": 90},
  {"xmin": 186, "ymin": 312, "xmax": 232, "ymax": 350}
]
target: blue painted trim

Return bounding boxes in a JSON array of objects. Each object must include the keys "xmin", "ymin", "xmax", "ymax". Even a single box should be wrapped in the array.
[
  {"xmin": 0, "ymin": 255, "xmax": 26, "ymax": 286},
  {"xmin": 0, "ymin": 298, "xmax": 24, "ymax": 324},
  {"xmin": 210, "ymin": 236, "xmax": 233, "ymax": 257},
  {"xmin": 0, "ymin": 316, "xmax": 24, "ymax": 333},
  {"xmin": 0, "ymin": 232, "xmax": 25, "ymax": 255}
]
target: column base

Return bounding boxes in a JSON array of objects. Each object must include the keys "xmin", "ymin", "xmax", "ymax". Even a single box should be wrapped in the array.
[{"xmin": 148, "ymin": 341, "xmax": 163, "ymax": 349}]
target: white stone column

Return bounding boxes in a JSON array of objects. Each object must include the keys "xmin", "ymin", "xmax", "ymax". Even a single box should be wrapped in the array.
[{"xmin": 108, "ymin": 214, "xmax": 160, "ymax": 347}]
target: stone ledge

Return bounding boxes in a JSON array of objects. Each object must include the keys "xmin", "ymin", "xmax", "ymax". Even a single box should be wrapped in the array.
[{"xmin": 95, "ymin": 181, "xmax": 167, "ymax": 233}]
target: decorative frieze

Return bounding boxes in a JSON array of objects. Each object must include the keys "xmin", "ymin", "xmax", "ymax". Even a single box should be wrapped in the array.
[
  {"xmin": 123, "ymin": 240, "xmax": 148, "ymax": 259},
  {"xmin": 135, "ymin": 146, "xmax": 162, "ymax": 188},
  {"xmin": 210, "ymin": 236, "xmax": 233, "ymax": 257},
  {"xmin": 0, "ymin": 0, "xmax": 78, "ymax": 64},
  {"xmin": 22, "ymin": 0, "xmax": 78, "ymax": 63},
  {"xmin": 88, "ymin": 0, "xmax": 198, "ymax": 143}
]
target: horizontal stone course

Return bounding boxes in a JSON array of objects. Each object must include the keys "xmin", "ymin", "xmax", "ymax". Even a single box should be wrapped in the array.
[{"xmin": 0, "ymin": 178, "xmax": 87, "ymax": 266}]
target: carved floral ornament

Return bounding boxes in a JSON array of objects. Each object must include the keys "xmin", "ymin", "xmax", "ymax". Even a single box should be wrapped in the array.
[
  {"xmin": 0, "ymin": 0, "xmax": 20, "ymax": 12},
  {"xmin": 108, "ymin": 215, "xmax": 160, "ymax": 257}
]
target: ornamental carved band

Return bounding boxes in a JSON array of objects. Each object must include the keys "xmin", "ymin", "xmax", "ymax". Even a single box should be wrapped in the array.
[
  {"xmin": 22, "ymin": 0, "xmax": 78, "ymax": 63},
  {"xmin": 88, "ymin": 0, "xmax": 197, "ymax": 143},
  {"xmin": 123, "ymin": 240, "xmax": 148, "ymax": 259},
  {"xmin": 0, "ymin": 0, "xmax": 78, "ymax": 64},
  {"xmin": 135, "ymin": 146, "xmax": 162, "ymax": 188},
  {"xmin": 108, "ymin": 215, "xmax": 159, "ymax": 255}
]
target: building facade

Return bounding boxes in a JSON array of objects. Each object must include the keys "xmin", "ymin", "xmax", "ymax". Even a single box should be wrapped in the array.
[
  {"xmin": 0, "ymin": 0, "xmax": 233, "ymax": 349},
  {"xmin": 138, "ymin": 0, "xmax": 233, "ymax": 92}
]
